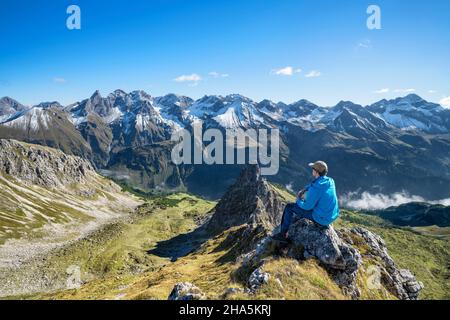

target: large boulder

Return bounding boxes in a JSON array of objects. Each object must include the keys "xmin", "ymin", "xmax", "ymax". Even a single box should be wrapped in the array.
[
  {"xmin": 286, "ymin": 220, "xmax": 423, "ymax": 300},
  {"xmin": 168, "ymin": 282, "xmax": 206, "ymax": 300},
  {"xmin": 288, "ymin": 218, "xmax": 362, "ymax": 298},
  {"xmin": 288, "ymin": 218, "xmax": 361, "ymax": 270},
  {"xmin": 248, "ymin": 267, "xmax": 270, "ymax": 293}
]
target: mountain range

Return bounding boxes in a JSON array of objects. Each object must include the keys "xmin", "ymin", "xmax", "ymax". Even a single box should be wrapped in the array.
[{"xmin": 1, "ymin": 92, "xmax": 449, "ymax": 200}]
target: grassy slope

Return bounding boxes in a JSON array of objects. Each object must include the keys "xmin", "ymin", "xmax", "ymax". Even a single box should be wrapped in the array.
[
  {"xmin": 0, "ymin": 171, "xmax": 140, "ymax": 245},
  {"xmin": 25, "ymin": 185, "xmax": 447, "ymax": 300},
  {"xmin": 21, "ymin": 193, "xmax": 215, "ymax": 299}
]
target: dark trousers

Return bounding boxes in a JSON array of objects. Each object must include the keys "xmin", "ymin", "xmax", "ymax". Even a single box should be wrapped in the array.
[{"xmin": 280, "ymin": 203, "xmax": 314, "ymax": 235}]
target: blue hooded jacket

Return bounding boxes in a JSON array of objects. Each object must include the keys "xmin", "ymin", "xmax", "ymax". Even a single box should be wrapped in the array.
[{"xmin": 296, "ymin": 176, "xmax": 339, "ymax": 226}]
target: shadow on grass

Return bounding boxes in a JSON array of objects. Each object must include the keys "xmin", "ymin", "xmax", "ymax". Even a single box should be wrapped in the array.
[{"xmin": 147, "ymin": 225, "xmax": 212, "ymax": 262}]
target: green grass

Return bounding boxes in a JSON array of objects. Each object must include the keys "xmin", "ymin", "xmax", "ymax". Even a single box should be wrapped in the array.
[
  {"xmin": 22, "ymin": 193, "xmax": 215, "ymax": 299},
  {"xmin": 253, "ymin": 258, "xmax": 347, "ymax": 300},
  {"xmin": 411, "ymin": 226, "xmax": 450, "ymax": 240}
]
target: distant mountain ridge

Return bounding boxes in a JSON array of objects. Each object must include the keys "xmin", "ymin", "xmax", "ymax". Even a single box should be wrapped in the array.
[
  {"xmin": 1, "ymin": 92, "xmax": 448, "ymax": 133},
  {"xmin": 371, "ymin": 202, "xmax": 450, "ymax": 227},
  {"xmin": 1, "ymin": 91, "xmax": 449, "ymax": 200},
  {"xmin": 0, "ymin": 97, "xmax": 28, "ymax": 123}
]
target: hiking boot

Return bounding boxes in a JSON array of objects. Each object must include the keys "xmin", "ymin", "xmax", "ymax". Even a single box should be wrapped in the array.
[{"xmin": 272, "ymin": 232, "xmax": 289, "ymax": 243}]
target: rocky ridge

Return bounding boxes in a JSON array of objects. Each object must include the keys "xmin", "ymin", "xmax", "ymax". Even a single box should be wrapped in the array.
[{"xmin": 0, "ymin": 139, "xmax": 95, "ymax": 188}]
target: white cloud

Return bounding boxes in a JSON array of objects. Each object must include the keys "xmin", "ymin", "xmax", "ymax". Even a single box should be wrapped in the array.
[
  {"xmin": 53, "ymin": 77, "xmax": 67, "ymax": 83},
  {"xmin": 435, "ymin": 198, "xmax": 450, "ymax": 206},
  {"xmin": 341, "ymin": 191, "xmax": 450, "ymax": 210},
  {"xmin": 209, "ymin": 72, "xmax": 229, "ymax": 78},
  {"xmin": 428, "ymin": 90, "xmax": 437, "ymax": 94},
  {"xmin": 272, "ymin": 66, "xmax": 301, "ymax": 76},
  {"xmin": 374, "ymin": 88, "xmax": 389, "ymax": 94},
  {"xmin": 341, "ymin": 192, "xmax": 424, "ymax": 210},
  {"xmin": 439, "ymin": 96, "xmax": 450, "ymax": 108},
  {"xmin": 357, "ymin": 39, "xmax": 372, "ymax": 49},
  {"xmin": 174, "ymin": 73, "xmax": 202, "ymax": 83},
  {"xmin": 394, "ymin": 88, "xmax": 415, "ymax": 93},
  {"xmin": 305, "ymin": 70, "xmax": 321, "ymax": 78}
]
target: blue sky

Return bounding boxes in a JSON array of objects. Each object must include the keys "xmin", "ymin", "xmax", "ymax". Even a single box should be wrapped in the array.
[{"xmin": 0, "ymin": 0, "xmax": 449, "ymax": 107}]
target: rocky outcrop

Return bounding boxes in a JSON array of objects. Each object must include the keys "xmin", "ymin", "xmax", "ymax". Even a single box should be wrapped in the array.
[
  {"xmin": 240, "ymin": 219, "xmax": 423, "ymax": 300},
  {"xmin": 226, "ymin": 166, "xmax": 423, "ymax": 300},
  {"xmin": 248, "ymin": 267, "xmax": 270, "ymax": 293},
  {"xmin": 168, "ymin": 282, "xmax": 206, "ymax": 300},
  {"xmin": 349, "ymin": 227, "xmax": 423, "ymax": 300},
  {"xmin": 289, "ymin": 219, "xmax": 361, "ymax": 270},
  {"xmin": 288, "ymin": 218, "xmax": 362, "ymax": 298},
  {"xmin": 207, "ymin": 165, "xmax": 285, "ymax": 233},
  {"xmin": 0, "ymin": 139, "xmax": 95, "ymax": 188}
]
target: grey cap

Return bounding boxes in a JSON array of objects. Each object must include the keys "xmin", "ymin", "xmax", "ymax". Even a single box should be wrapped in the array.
[{"xmin": 308, "ymin": 161, "xmax": 328, "ymax": 175}]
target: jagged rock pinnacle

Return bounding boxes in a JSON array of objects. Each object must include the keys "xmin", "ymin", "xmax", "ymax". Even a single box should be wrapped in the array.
[{"xmin": 206, "ymin": 165, "xmax": 285, "ymax": 233}]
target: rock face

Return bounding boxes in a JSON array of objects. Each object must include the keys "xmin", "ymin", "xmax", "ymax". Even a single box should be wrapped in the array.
[
  {"xmin": 0, "ymin": 97, "xmax": 28, "ymax": 122},
  {"xmin": 168, "ymin": 282, "xmax": 206, "ymax": 300},
  {"xmin": 349, "ymin": 227, "xmax": 423, "ymax": 300},
  {"xmin": 289, "ymin": 219, "xmax": 361, "ymax": 270},
  {"xmin": 0, "ymin": 139, "xmax": 95, "ymax": 188},
  {"xmin": 207, "ymin": 165, "xmax": 285, "ymax": 233},
  {"xmin": 241, "ymin": 219, "xmax": 423, "ymax": 300},
  {"xmin": 288, "ymin": 218, "xmax": 362, "ymax": 298}
]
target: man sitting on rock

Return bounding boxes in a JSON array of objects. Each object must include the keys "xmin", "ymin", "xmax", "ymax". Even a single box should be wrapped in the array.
[{"xmin": 272, "ymin": 161, "xmax": 340, "ymax": 242}]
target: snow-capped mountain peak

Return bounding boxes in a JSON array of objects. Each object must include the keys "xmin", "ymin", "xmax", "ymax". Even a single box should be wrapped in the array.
[
  {"xmin": 367, "ymin": 94, "xmax": 447, "ymax": 133},
  {"xmin": 0, "ymin": 97, "xmax": 29, "ymax": 123},
  {"xmin": 2, "ymin": 106, "xmax": 53, "ymax": 131},
  {"xmin": 187, "ymin": 94, "xmax": 266, "ymax": 129}
]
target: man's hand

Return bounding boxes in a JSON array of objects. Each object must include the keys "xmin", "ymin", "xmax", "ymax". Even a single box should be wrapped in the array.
[{"xmin": 297, "ymin": 189, "xmax": 306, "ymax": 200}]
